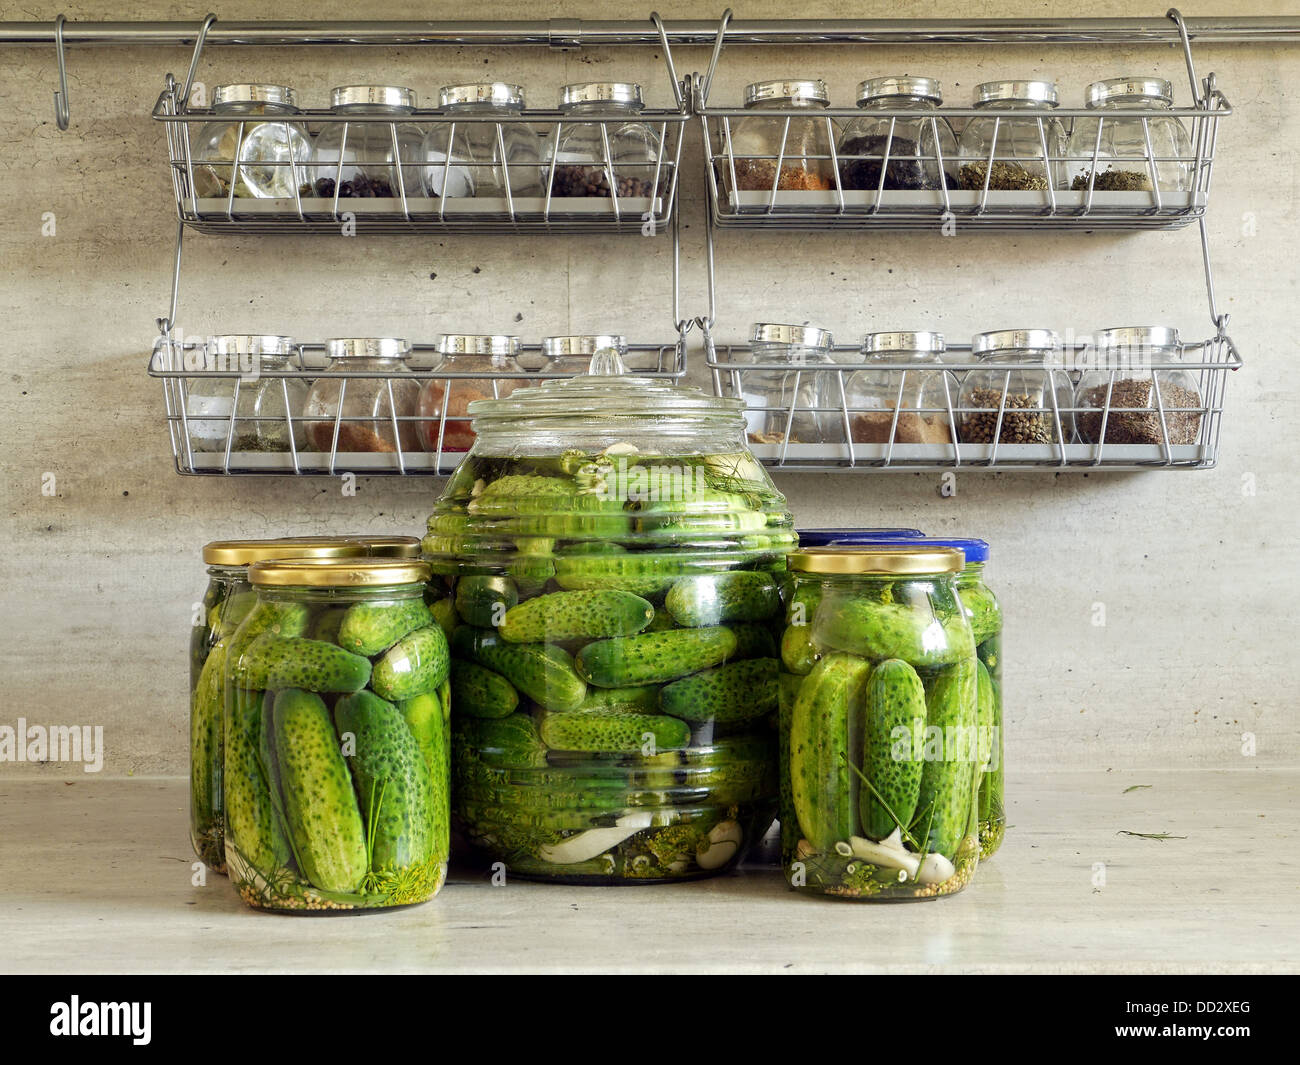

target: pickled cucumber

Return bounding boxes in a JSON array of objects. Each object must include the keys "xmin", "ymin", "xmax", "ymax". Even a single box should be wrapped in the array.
[
  {"xmin": 576, "ymin": 626, "xmax": 738, "ymax": 688},
  {"xmin": 499, "ymin": 589, "xmax": 654, "ymax": 643},
  {"xmin": 664, "ymin": 571, "xmax": 781, "ymax": 627},
  {"xmin": 780, "ymin": 622, "xmax": 820, "ymax": 675},
  {"xmin": 233, "ymin": 635, "xmax": 371, "ymax": 694},
  {"xmin": 859, "ymin": 659, "xmax": 927, "ymax": 842},
  {"xmin": 400, "ymin": 692, "xmax": 450, "ymax": 863},
  {"xmin": 659, "ymin": 658, "xmax": 779, "ymax": 723},
  {"xmin": 456, "ymin": 712, "xmax": 550, "ymax": 767},
  {"xmin": 372, "ymin": 625, "xmax": 450, "ymax": 703},
  {"xmin": 451, "ymin": 660, "xmax": 519, "ymax": 719},
  {"xmin": 813, "ymin": 597, "xmax": 973, "ymax": 668},
  {"xmin": 912, "ymin": 661, "xmax": 978, "ymax": 861},
  {"xmin": 553, "ymin": 553, "xmax": 682, "ymax": 597},
  {"xmin": 577, "ymin": 684, "xmax": 661, "ymax": 713},
  {"xmin": 429, "ymin": 597, "xmax": 458, "ymax": 640},
  {"xmin": 455, "ymin": 575, "xmax": 519, "ymax": 629},
  {"xmin": 338, "ymin": 598, "xmax": 431, "ymax": 656},
  {"xmin": 538, "ymin": 708, "xmax": 692, "ymax": 753},
  {"xmin": 452, "ymin": 628, "xmax": 587, "ymax": 712},
  {"xmin": 224, "ymin": 684, "xmax": 294, "ymax": 876},
  {"xmin": 468, "ymin": 474, "xmax": 630, "ymax": 539},
  {"xmin": 728, "ymin": 622, "xmax": 779, "ymax": 660}
]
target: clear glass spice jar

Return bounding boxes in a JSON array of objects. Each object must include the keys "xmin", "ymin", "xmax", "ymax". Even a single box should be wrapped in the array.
[
  {"xmin": 184, "ymin": 335, "xmax": 305, "ymax": 453},
  {"xmin": 741, "ymin": 323, "xmax": 843, "ymax": 445},
  {"xmin": 309, "ymin": 85, "xmax": 424, "ymax": 199},
  {"xmin": 1075, "ymin": 326, "xmax": 1203, "ymax": 446},
  {"xmin": 837, "ymin": 76, "xmax": 958, "ymax": 192},
  {"xmin": 417, "ymin": 334, "xmax": 532, "ymax": 454},
  {"xmin": 1067, "ymin": 77, "xmax": 1193, "ymax": 192},
  {"xmin": 957, "ymin": 80, "xmax": 1067, "ymax": 191},
  {"xmin": 224, "ymin": 556, "xmax": 449, "ymax": 913},
  {"xmin": 547, "ymin": 83, "xmax": 664, "ymax": 199},
  {"xmin": 193, "ymin": 84, "xmax": 314, "ymax": 199},
  {"xmin": 778, "ymin": 546, "xmax": 980, "ymax": 900},
  {"xmin": 422, "ymin": 83, "xmax": 543, "ymax": 200},
  {"xmin": 722, "ymin": 79, "xmax": 835, "ymax": 192},
  {"xmin": 422, "ymin": 351, "xmax": 796, "ymax": 884},
  {"xmin": 958, "ymin": 329, "xmax": 1074, "ymax": 445},
  {"xmin": 540, "ymin": 334, "xmax": 628, "ymax": 374},
  {"xmin": 303, "ymin": 338, "xmax": 420, "ymax": 454},
  {"xmin": 845, "ymin": 331, "xmax": 957, "ymax": 445},
  {"xmin": 190, "ymin": 536, "xmax": 389, "ymax": 875}
]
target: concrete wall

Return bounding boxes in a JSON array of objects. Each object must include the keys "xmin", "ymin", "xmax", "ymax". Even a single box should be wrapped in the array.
[{"xmin": 1, "ymin": 1, "xmax": 1296, "ymax": 776}]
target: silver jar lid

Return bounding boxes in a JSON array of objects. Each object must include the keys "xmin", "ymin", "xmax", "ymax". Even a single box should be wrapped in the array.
[
  {"xmin": 542, "ymin": 335, "xmax": 627, "ymax": 358},
  {"xmin": 213, "ymin": 84, "xmax": 299, "ymax": 108},
  {"xmin": 864, "ymin": 331, "xmax": 945, "ymax": 355},
  {"xmin": 435, "ymin": 334, "xmax": 522, "ymax": 356},
  {"xmin": 973, "ymin": 80, "xmax": 1059, "ymax": 106},
  {"xmin": 441, "ymin": 83, "xmax": 526, "ymax": 109},
  {"xmin": 329, "ymin": 85, "xmax": 417, "ymax": 110},
  {"xmin": 857, "ymin": 76, "xmax": 942, "ymax": 105},
  {"xmin": 972, "ymin": 328, "xmax": 1062, "ymax": 356},
  {"xmin": 560, "ymin": 82, "xmax": 643, "ymax": 108},
  {"xmin": 325, "ymin": 338, "xmax": 411, "ymax": 360},
  {"xmin": 745, "ymin": 79, "xmax": 831, "ymax": 107},
  {"xmin": 1095, "ymin": 325, "xmax": 1181, "ymax": 350},
  {"xmin": 1086, "ymin": 77, "xmax": 1174, "ymax": 108},
  {"xmin": 208, "ymin": 334, "xmax": 296, "ymax": 357},
  {"xmin": 751, "ymin": 323, "xmax": 834, "ymax": 349}
]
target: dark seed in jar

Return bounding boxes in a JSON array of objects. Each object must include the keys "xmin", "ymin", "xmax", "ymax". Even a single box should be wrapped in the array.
[
  {"xmin": 550, "ymin": 165, "xmax": 654, "ymax": 198},
  {"xmin": 960, "ymin": 388, "xmax": 1054, "ymax": 444},
  {"xmin": 838, "ymin": 134, "xmax": 955, "ymax": 192},
  {"xmin": 1076, "ymin": 379, "xmax": 1202, "ymax": 445}
]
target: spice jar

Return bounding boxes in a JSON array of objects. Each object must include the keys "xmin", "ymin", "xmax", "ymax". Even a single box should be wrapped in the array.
[
  {"xmin": 224, "ymin": 556, "xmax": 449, "ymax": 912},
  {"xmin": 957, "ymin": 80, "xmax": 1067, "ymax": 191},
  {"xmin": 422, "ymin": 83, "xmax": 543, "ymax": 200},
  {"xmin": 303, "ymin": 338, "xmax": 420, "ymax": 453},
  {"xmin": 1067, "ymin": 77, "xmax": 1193, "ymax": 192},
  {"xmin": 1075, "ymin": 326, "xmax": 1203, "ymax": 445},
  {"xmin": 722, "ymin": 79, "xmax": 835, "ymax": 192},
  {"xmin": 547, "ymin": 83, "xmax": 663, "ymax": 199},
  {"xmin": 423, "ymin": 350, "xmax": 796, "ymax": 883},
  {"xmin": 741, "ymin": 323, "xmax": 843, "ymax": 445},
  {"xmin": 190, "ymin": 536, "xmax": 390, "ymax": 874},
  {"xmin": 845, "ymin": 331, "xmax": 957, "ymax": 445},
  {"xmin": 540, "ymin": 334, "xmax": 628, "ymax": 374},
  {"xmin": 193, "ymin": 84, "xmax": 313, "ymax": 199},
  {"xmin": 184, "ymin": 335, "xmax": 304, "ymax": 453},
  {"xmin": 958, "ymin": 329, "xmax": 1074, "ymax": 445},
  {"xmin": 417, "ymin": 334, "xmax": 531, "ymax": 454},
  {"xmin": 309, "ymin": 86, "xmax": 424, "ymax": 199},
  {"xmin": 837, "ymin": 77, "xmax": 958, "ymax": 191},
  {"xmin": 778, "ymin": 546, "xmax": 980, "ymax": 900}
]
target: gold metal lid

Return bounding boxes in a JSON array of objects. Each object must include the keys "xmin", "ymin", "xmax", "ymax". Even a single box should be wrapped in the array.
[
  {"xmin": 789, "ymin": 545, "xmax": 965, "ymax": 575},
  {"xmin": 249, "ymin": 557, "xmax": 431, "ymax": 587},
  {"xmin": 348, "ymin": 535, "xmax": 422, "ymax": 557},
  {"xmin": 202, "ymin": 537, "xmax": 373, "ymax": 567}
]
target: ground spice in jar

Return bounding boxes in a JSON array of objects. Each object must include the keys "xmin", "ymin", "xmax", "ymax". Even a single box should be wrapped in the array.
[
  {"xmin": 1071, "ymin": 168, "xmax": 1154, "ymax": 191},
  {"xmin": 838, "ymin": 135, "xmax": 930, "ymax": 190},
  {"xmin": 725, "ymin": 159, "xmax": 833, "ymax": 191},
  {"xmin": 1077, "ymin": 378, "xmax": 1202, "ymax": 445},
  {"xmin": 851, "ymin": 410, "xmax": 954, "ymax": 445},
  {"xmin": 550, "ymin": 166, "xmax": 654, "ymax": 197},
  {"xmin": 958, "ymin": 160, "xmax": 1049, "ymax": 191},
  {"xmin": 307, "ymin": 423, "xmax": 399, "ymax": 453},
  {"xmin": 960, "ymin": 389, "xmax": 1054, "ymax": 444}
]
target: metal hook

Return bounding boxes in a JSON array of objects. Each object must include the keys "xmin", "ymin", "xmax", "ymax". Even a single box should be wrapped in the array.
[
  {"xmin": 700, "ymin": 8, "xmax": 733, "ymax": 106},
  {"xmin": 53, "ymin": 14, "xmax": 69, "ymax": 130},
  {"xmin": 179, "ymin": 13, "xmax": 217, "ymax": 109},
  {"xmin": 650, "ymin": 12, "xmax": 685, "ymax": 110},
  {"xmin": 1167, "ymin": 9, "xmax": 1204, "ymax": 106}
]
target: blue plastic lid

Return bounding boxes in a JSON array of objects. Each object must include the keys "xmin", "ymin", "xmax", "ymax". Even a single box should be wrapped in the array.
[
  {"xmin": 797, "ymin": 527, "xmax": 923, "ymax": 546},
  {"xmin": 841, "ymin": 535, "xmax": 991, "ymax": 564}
]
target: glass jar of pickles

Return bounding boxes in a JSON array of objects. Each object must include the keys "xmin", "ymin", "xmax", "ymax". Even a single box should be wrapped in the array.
[
  {"xmin": 303, "ymin": 338, "xmax": 420, "ymax": 454},
  {"xmin": 722, "ymin": 78, "xmax": 835, "ymax": 192},
  {"xmin": 224, "ymin": 556, "xmax": 449, "ymax": 912},
  {"xmin": 423, "ymin": 351, "xmax": 795, "ymax": 883},
  {"xmin": 310, "ymin": 85, "xmax": 425, "ymax": 199},
  {"xmin": 1066, "ymin": 78, "xmax": 1193, "ymax": 192},
  {"xmin": 957, "ymin": 80, "xmax": 1067, "ymax": 191},
  {"xmin": 778, "ymin": 546, "xmax": 980, "ymax": 899},
  {"xmin": 417, "ymin": 334, "xmax": 532, "ymax": 454},
  {"xmin": 845, "ymin": 331, "xmax": 957, "ymax": 445},
  {"xmin": 741, "ymin": 322, "xmax": 843, "ymax": 445},
  {"xmin": 958, "ymin": 329, "xmax": 1074, "ymax": 445},
  {"xmin": 193, "ymin": 84, "xmax": 314, "ymax": 199}
]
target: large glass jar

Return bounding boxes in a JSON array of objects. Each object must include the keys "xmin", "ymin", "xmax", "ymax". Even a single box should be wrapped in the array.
[
  {"xmin": 184, "ymin": 335, "xmax": 304, "ymax": 453},
  {"xmin": 191, "ymin": 537, "xmax": 395, "ymax": 874},
  {"xmin": 417, "ymin": 334, "xmax": 531, "ymax": 454},
  {"xmin": 547, "ymin": 83, "xmax": 663, "ymax": 199},
  {"xmin": 722, "ymin": 78, "xmax": 835, "ymax": 192},
  {"xmin": 224, "ymin": 557, "xmax": 448, "ymax": 913},
  {"xmin": 310, "ymin": 85, "xmax": 424, "ymax": 199},
  {"xmin": 541, "ymin": 334, "xmax": 628, "ymax": 374},
  {"xmin": 837, "ymin": 76, "xmax": 958, "ymax": 191},
  {"xmin": 957, "ymin": 80, "xmax": 1067, "ymax": 191},
  {"xmin": 958, "ymin": 329, "xmax": 1074, "ymax": 445},
  {"xmin": 303, "ymin": 338, "xmax": 420, "ymax": 453},
  {"xmin": 778, "ymin": 546, "xmax": 979, "ymax": 900},
  {"xmin": 845, "ymin": 331, "xmax": 957, "ymax": 445},
  {"xmin": 422, "ymin": 352, "xmax": 796, "ymax": 884},
  {"xmin": 741, "ymin": 322, "xmax": 843, "ymax": 445},
  {"xmin": 1075, "ymin": 326, "xmax": 1203, "ymax": 445},
  {"xmin": 193, "ymin": 84, "xmax": 313, "ymax": 199},
  {"xmin": 422, "ymin": 83, "xmax": 543, "ymax": 200},
  {"xmin": 1067, "ymin": 78, "xmax": 1193, "ymax": 192}
]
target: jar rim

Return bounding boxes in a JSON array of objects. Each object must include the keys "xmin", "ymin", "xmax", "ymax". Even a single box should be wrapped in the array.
[
  {"xmin": 202, "ymin": 537, "xmax": 373, "ymax": 566},
  {"xmin": 325, "ymin": 337, "xmax": 411, "ymax": 360},
  {"xmin": 1086, "ymin": 77, "xmax": 1173, "ymax": 107},
  {"xmin": 751, "ymin": 322, "xmax": 834, "ymax": 349},
  {"xmin": 974, "ymin": 80, "xmax": 1059, "ymax": 106},
  {"xmin": 789, "ymin": 545, "xmax": 965, "ymax": 575},
  {"xmin": 329, "ymin": 85, "xmax": 417, "ymax": 110},
  {"xmin": 864, "ymin": 330, "xmax": 945, "ymax": 355},
  {"xmin": 857, "ymin": 76, "xmax": 942, "ymax": 105},
  {"xmin": 213, "ymin": 84, "xmax": 298, "ymax": 108},
  {"xmin": 745, "ymin": 79, "xmax": 830, "ymax": 107},
  {"xmin": 560, "ymin": 82, "xmax": 643, "ymax": 108},
  {"xmin": 441, "ymin": 82, "xmax": 526, "ymax": 108},
  {"xmin": 972, "ymin": 328, "xmax": 1062, "ymax": 356},
  {"xmin": 249, "ymin": 556, "xmax": 431, "ymax": 587}
]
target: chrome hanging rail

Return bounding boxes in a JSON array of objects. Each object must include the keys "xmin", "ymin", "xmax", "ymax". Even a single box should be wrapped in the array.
[{"xmin": 3, "ymin": 15, "xmax": 1300, "ymax": 47}]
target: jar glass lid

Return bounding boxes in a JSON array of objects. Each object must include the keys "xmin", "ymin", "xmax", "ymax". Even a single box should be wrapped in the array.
[
  {"xmin": 1086, "ymin": 77, "xmax": 1173, "ymax": 107},
  {"xmin": 974, "ymin": 80, "xmax": 1059, "ymax": 106},
  {"xmin": 202, "ymin": 537, "xmax": 373, "ymax": 567},
  {"xmin": 745, "ymin": 79, "xmax": 830, "ymax": 107},
  {"xmin": 542, "ymin": 335, "xmax": 628, "ymax": 358},
  {"xmin": 751, "ymin": 323, "xmax": 834, "ymax": 349},
  {"xmin": 857, "ymin": 76, "xmax": 942, "ymax": 104},
  {"xmin": 436, "ymin": 334, "xmax": 522, "ymax": 356},
  {"xmin": 329, "ymin": 85, "xmax": 417, "ymax": 110},
  {"xmin": 560, "ymin": 82, "xmax": 643, "ymax": 108},
  {"xmin": 213, "ymin": 84, "xmax": 298, "ymax": 108},
  {"xmin": 249, "ymin": 556, "xmax": 431, "ymax": 587},
  {"xmin": 864, "ymin": 331, "xmax": 945, "ymax": 355},
  {"xmin": 442, "ymin": 83, "xmax": 526, "ymax": 108},
  {"xmin": 325, "ymin": 338, "xmax": 410, "ymax": 360},
  {"xmin": 972, "ymin": 328, "xmax": 1062, "ymax": 356},
  {"xmin": 1095, "ymin": 325, "xmax": 1181, "ymax": 351},
  {"xmin": 208, "ymin": 334, "xmax": 296, "ymax": 357},
  {"xmin": 789, "ymin": 545, "xmax": 965, "ymax": 575}
]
